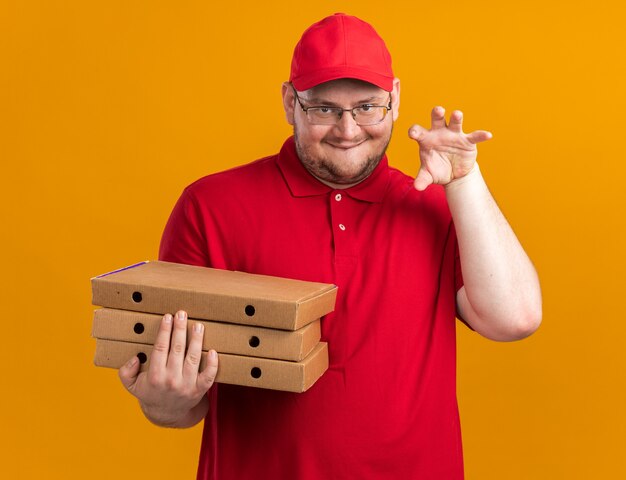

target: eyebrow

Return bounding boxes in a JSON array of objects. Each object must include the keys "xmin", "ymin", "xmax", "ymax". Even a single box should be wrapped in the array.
[{"xmin": 302, "ymin": 95, "xmax": 387, "ymax": 106}]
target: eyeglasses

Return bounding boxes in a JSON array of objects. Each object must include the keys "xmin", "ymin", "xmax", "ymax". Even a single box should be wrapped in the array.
[{"xmin": 292, "ymin": 86, "xmax": 392, "ymax": 126}]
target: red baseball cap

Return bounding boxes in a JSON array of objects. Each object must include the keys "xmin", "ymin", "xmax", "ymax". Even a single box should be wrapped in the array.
[{"xmin": 289, "ymin": 13, "xmax": 394, "ymax": 92}]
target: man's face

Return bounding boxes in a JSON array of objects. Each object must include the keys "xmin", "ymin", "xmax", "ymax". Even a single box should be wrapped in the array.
[{"xmin": 283, "ymin": 78, "xmax": 400, "ymax": 188}]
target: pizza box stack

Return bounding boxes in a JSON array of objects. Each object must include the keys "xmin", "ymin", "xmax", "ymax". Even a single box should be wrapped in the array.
[{"xmin": 91, "ymin": 261, "xmax": 337, "ymax": 393}]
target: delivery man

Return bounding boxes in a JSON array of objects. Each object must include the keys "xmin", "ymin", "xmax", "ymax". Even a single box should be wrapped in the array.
[{"xmin": 119, "ymin": 13, "xmax": 542, "ymax": 479}]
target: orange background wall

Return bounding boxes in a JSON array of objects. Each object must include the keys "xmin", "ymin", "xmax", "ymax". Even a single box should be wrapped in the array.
[{"xmin": 1, "ymin": 1, "xmax": 624, "ymax": 478}]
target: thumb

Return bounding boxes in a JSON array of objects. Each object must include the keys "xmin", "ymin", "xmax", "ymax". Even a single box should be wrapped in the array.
[
  {"xmin": 466, "ymin": 130, "xmax": 493, "ymax": 144},
  {"xmin": 408, "ymin": 124, "xmax": 428, "ymax": 142},
  {"xmin": 119, "ymin": 355, "xmax": 141, "ymax": 393},
  {"xmin": 413, "ymin": 168, "xmax": 433, "ymax": 191}
]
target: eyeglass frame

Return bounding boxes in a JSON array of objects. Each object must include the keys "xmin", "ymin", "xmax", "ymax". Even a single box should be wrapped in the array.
[{"xmin": 291, "ymin": 85, "xmax": 393, "ymax": 126}]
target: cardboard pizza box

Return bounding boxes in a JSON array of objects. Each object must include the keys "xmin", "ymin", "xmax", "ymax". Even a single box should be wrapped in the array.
[
  {"xmin": 91, "ymin": 261, "xmax": 337, "ymax": 330},
  {"xmin": 94, "ymin": 338, "xmax": 329, "ymax": 393},
  {"xmin": 92, "ymin": 308, "xmax": 321, "ymax": 362}
]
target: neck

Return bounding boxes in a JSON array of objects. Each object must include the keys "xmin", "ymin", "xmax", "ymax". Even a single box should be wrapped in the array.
[{"xmin": 311, "ymin": 174, "xmax": 367, "ymax": 190}]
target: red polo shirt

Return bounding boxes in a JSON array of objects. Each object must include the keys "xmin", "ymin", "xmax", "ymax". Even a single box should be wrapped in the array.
[{"xmin": 160, "ymin": 137, "xmax": 465, "ymax": 480}]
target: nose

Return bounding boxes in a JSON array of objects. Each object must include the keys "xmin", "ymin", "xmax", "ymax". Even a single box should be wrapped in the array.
[{"xmin": 333, "ymin": 111, "xmax": 360, "ymax": 139}]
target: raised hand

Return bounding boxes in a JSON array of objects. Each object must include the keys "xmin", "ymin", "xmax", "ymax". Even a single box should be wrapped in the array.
[
  {"xmin": 408, "ymin": 106, "xmax": 492, "ymax": 191},
  {"xmin": 118, "ymin": 310, "xmax": 218, "ymax": 427}
]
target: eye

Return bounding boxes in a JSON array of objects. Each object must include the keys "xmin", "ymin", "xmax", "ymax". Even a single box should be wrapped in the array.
[
  {"xmin": 356, "ymin": 105, "xmax": 379, "ymax": 117},
  {"xmin": 312, "ymin": 107, "xmax": 338, "ymax": 118}
]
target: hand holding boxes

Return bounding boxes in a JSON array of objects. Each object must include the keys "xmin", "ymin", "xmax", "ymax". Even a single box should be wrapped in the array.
[{"xmin": 91, "ymin": 261, "xmax": 337, "ymax": 392}]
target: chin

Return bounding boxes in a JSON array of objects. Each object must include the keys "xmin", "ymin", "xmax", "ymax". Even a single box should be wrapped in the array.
[
  {"xmin": 294, "ymin": 128, "xmax": 392, "ymax": 186},
  {"xmin": 310, "ymin": 157, "xmax": 377, "ymax": 186}
]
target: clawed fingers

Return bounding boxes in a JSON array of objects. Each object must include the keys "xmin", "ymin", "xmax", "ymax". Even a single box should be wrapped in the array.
[
  {"xmin": 411, "ymin": 107, "xmax": 492, "ymax": 145},
  {"xmin": 430, "ymin": 106, "xmax": 446, "ymax": 129},
  {"xmin": 466, "ymin": 130, "xmax": 493, "ymax": 144},
  {"xmin": 418, "ymin": 108, "xmax": 467, "ymax": 134},
  {"xmin": 408, "ymin": 124, "xmax": 428, "ymax": 141},
  {"xmin": 448, "ymin": 110, "xmax": 463, "ymax": 133},
  {"xmin": 414, "ymin": 168, "xmax": 434, "ymax": 192}
]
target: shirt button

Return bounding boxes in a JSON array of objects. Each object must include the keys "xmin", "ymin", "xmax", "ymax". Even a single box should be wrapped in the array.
[
  {"xmin": 335, "ymin": 193, "xmax": 342, "ymax": 201},
  {"xmin": 339, "ymin": 224, "xmax": 346, "ymax": 231}
]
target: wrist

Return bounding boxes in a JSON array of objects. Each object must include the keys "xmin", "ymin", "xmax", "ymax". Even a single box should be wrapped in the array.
[
  {"xmin": 140, "ymin": 402, "xmax": 187, "ymax": 428},
  {"xmin": 444, "ymin": 163, "xmax": 481, "ymax": 192},
  {"xmin": 140, "ymin": 395, "xmax": 209, "ymax": 429}
]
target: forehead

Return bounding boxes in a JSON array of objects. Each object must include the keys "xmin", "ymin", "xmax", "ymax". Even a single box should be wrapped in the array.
[{"xmin": 299, "ymin": 78, "xmax": 388, "ymax": 103}]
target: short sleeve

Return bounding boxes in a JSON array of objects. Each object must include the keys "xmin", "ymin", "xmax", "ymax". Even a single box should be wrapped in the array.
[{"xmin": 158, "ymin": 188, "xmax": 210, "ymax": 267}]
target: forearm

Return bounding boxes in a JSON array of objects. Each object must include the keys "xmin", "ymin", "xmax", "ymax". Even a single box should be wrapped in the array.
[
  {"xmin": 140, "ymin": 394, "xmax": 210, "ymax": 429},
  {"xmin": 446, "ymin": 165, "xmax": 542, "ymax": 341}
]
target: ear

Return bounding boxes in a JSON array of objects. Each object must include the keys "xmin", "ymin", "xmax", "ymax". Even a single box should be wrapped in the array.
[
  {"xmin": 391, "ymin": 78, "xmax": 400, "ymax": 121},
  {"xmin": 282, "ymin": 82, "xmax": 296, "ymax": 126}
]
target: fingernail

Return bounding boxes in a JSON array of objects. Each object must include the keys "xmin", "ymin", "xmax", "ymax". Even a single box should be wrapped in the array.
[
  {"xmin": 210, "ymin": 350, "xmax": 217, "ymax": 359},
  {"xmin": 164, "ymin": 314, "xmax": 172, "ymax": 324},
  {"xmin": 180, "ymin": 311, "xmax": 187, "ymax": 320},
  {"xmin": 128, "ymin": 356, "xmax": 138, "ymax": 367},
  {"xmin": 194, "ymin": 322, "xmax": 204, "ymax": 333}
]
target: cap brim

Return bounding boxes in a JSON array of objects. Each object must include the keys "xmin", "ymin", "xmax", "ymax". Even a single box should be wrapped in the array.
[{"xmin": 291, "ymin": 67, "xmax": 394, "ymax": 92}]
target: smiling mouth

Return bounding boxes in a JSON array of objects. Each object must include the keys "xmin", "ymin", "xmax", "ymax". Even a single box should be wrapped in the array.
[{"xmin": 327, "ymin": 141, "xmax": 365, "ymax": 149}]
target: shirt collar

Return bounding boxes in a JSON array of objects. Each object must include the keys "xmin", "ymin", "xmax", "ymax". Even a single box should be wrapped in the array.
[{"xmin": 276, "ymin": 136, "xmax": 389, "ymax": 203}]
